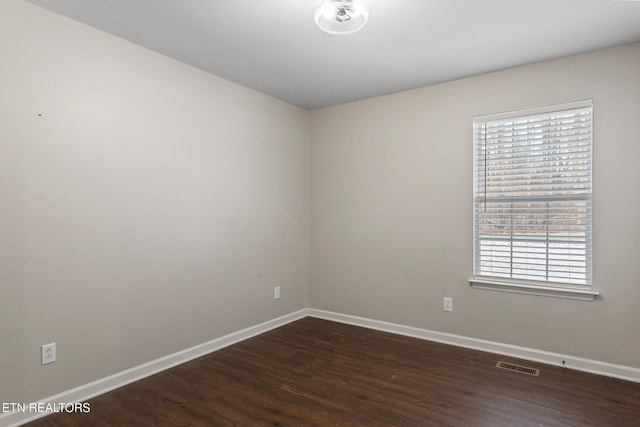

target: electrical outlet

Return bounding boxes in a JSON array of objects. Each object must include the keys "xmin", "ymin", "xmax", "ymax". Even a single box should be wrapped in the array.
[
  {"xmin": 274, "ymin": 286, "xmax": 281, "ymax": 300},
  {"xmin": 41, "ymin": 343, "xmax": 56, "ymax": 365},
  {"xmin": 443, "ymin": 297, "xmax": 453, "ymax": 312}
]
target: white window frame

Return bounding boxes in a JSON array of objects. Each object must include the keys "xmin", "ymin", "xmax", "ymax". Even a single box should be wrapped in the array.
[{"xmin": 469, "ymin": 100, "xmax": 599, "ymax": 301}]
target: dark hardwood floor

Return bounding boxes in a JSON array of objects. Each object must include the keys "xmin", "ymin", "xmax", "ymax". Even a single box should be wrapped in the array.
[{"xmin": 24, "ymin": 317, "xmax": 640, "ymax": 426}]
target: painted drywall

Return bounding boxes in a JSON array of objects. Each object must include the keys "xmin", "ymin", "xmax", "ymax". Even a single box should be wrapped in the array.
[
  {"xmin": 0, "ymin": 0, "xmax": 309, "ymax": 404},
  {"xmin": 310, "ymin": 43, "xmax": 640, "ymax": 369}
]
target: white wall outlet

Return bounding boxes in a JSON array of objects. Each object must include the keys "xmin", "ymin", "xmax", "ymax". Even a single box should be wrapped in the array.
[
  {"xmin": 443, "ymin": 297, "xmax": 453, "ymax": 312},
  {"xmin": 41, "ymin": 343, "xmax": 56, "ymax": 365},
  {"xmin": 274, "ymin": 286, "xmax": 281, "ymax": 300}
]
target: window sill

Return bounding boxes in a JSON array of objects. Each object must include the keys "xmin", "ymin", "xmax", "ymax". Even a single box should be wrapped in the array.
[{"xmin": 469, "ymin": 277, "xmax": 600, "ymax": 301}]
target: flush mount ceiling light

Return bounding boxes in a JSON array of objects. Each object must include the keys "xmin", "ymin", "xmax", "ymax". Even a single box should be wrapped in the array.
[{"xmin": 315, "ymin": 0, "xmax": 369, "ymax": 35}]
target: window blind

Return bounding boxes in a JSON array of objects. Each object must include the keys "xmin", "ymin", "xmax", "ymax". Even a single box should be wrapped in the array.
[{"xmin": 473, "ymin": 100, "xmax": 593, "ymax": 288}]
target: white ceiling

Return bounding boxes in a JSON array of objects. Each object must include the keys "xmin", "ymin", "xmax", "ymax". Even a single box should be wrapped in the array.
[{"xmin": 26, "ymin": 0, "xmax": 640, "ymax": 110}]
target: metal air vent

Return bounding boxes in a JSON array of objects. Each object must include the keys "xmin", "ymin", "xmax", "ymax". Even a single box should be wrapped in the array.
[{"xmin": 496, "ymin": 361, "xmax": 540, "ymax": 376}]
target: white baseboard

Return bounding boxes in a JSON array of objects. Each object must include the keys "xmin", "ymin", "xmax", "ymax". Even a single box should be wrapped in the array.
[
  {"xmin": 4, "ymin": 307, "xmax": 638, "ymax": 426},
  {"xmin": 307, "ymin": 308, "xmax": 640, "ymax": 384},
  {"xmin": 0, "ymin": 309, "xmax": 308, "ymax": 427}
]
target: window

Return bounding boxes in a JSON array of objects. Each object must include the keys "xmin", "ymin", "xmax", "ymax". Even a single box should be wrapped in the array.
[{"xmin": 471, "ymin": 100, "xmax": 597, "ymax": 300}]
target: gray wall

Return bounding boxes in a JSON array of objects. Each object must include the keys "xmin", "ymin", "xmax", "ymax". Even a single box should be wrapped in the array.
[
  {"xmin": 1, "ymin": 0, "xmax": 309, "ymax": 403},
  {"xmin": 310, "ymin": 43, "xmax": 640, "ymax": 369}
]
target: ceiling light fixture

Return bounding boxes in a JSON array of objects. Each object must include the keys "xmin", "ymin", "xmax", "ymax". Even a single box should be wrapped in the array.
[{"xmin": 314, "ymin": 0, "xmax": 369, "ymax": 35}]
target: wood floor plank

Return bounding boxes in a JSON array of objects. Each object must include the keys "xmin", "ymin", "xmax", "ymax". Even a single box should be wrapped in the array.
[{"xmin": 23, "ymin": 317, "xmax": 640, "ymax": 426}]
